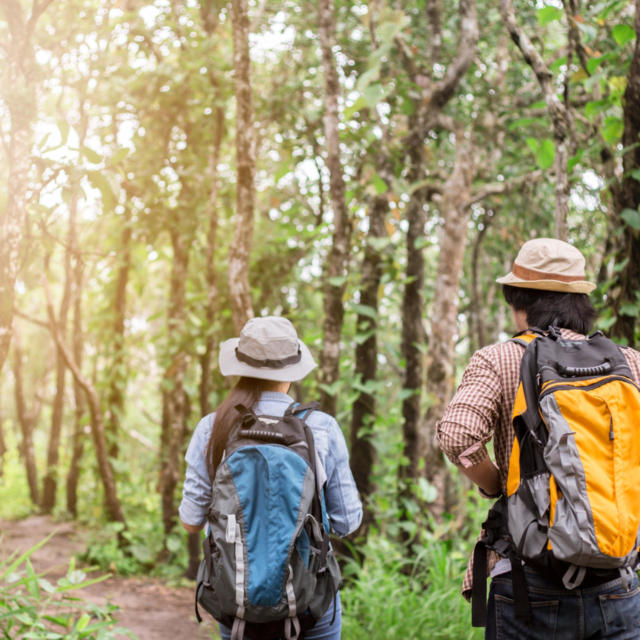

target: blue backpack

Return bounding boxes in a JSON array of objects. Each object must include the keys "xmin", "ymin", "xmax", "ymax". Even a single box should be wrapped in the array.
[{"xmin": 195, "ymin": 402, "xmax": 341, "ymax": 640}]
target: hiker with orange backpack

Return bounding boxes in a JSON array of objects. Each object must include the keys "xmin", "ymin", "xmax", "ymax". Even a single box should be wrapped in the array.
[{"xmin": 437, "ymin": 238, "xmax": 640, "ymax": 639}]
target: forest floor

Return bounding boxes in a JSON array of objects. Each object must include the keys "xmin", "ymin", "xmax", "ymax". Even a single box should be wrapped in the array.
[{"xmin": 0, "ymin": 515, "xmax": 219, "ymax": 639}]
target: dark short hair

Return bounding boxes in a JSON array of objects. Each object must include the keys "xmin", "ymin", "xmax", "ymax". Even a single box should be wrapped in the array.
[{"xmin": 502, "ymin": 285, "xmax": 597, "ymax": 335}]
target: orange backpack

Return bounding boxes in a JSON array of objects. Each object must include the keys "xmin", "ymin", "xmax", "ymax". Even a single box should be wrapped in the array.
[{"xmin": 472, "ymin": 327, "xmax": 640, "ymax": 627}]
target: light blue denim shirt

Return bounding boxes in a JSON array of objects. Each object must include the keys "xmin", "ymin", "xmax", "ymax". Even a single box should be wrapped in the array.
[{"xmin": 179, "ymin": 391, "xmax": 363, "ymax": 537}]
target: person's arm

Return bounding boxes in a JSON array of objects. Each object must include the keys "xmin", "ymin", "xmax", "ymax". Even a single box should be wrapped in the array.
[
  {"xmin": 178, "ymin": 415, "xmax": 214, "ymax": 532},
  {"xmin": 436, "ymin": 347, "xmax": 503, "ymax": 497},
  {"xmin": 181, "ymin": 520, "xmax": 204, "ymax": 534},
  {"xmin": 320, "ymin": 417, "xmax": 363, "ymax": 537},
  {"xmin": 459, "ymin": 456, "xmax": 501, "ymax": 497}
]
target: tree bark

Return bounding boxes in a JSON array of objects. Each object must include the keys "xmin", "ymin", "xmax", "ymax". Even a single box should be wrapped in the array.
[
  {"xmin": 66, "ymin": 251, "xmax": 86, "ymax": 518},
  {"xmin": 350, "ymin": 189, "xmax": 388, "ymax": 522},
  {"xmin": 199, "ymin": 106, "xmax": 225, "ymax": 417},
  {"xmin": 228, "ymin": 0, "xmax": 255, "ymax": 332},
  {"xmin": 400, "ymin": 127, "xmax": 427, "ymax": 483},
  {"xmin": 12, "ymin": 337, "xmax": 40, "ymax": 505},
  {"xmin": 44, "ymin": 286, "xmax": 126, "ymax": 525},
  {"xmin": 499, "ymin": 0, "xmax": 571, "ymax": 241},
  {"xmin": 317, "ymin": 0, "xmax": 352, "ymax": 416},
  {"xmin": 41, "ymin": 229, "xmax": 74, "ymax": 514},
  {"xmin": 159, "ymin": 227, "xmax": 191, "ymax": 536},
  {"xmin": 0, "ymin": 0, "xmax": 50, "ymax": 373},
  {"xmin": 609, "ymin": 0, "xmax": 640, "ymax": 347},
  {"xmin": 422, "ymin": 131, "xmax": 475, "ymax": 518},
  {"xmin": 105, "ymin": 206, "xmax": 133, "ymax": 460}
]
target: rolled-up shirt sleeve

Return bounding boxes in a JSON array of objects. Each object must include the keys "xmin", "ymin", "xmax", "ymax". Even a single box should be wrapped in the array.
[
  {"xmin": 322, "ymin": 417, "xmax": 363, "ymax": 537},
  {"xmin": 436, "ymin": 348, "xmax": 503, "ymax": 468},
  {"xmin": 179, "ymin": 415, "xmax": 214, "ymax": 527}
]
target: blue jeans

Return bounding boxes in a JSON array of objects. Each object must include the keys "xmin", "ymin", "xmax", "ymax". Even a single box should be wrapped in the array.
[
  {"xmin": 486, "ymin": 567, "xmax": 640, "ymax": 639},
  {"xmin": 219, "ymin": 593, "xmax": 342, "ymax": 640}
]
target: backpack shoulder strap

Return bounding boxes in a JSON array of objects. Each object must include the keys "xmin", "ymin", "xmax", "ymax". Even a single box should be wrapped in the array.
[{"xmin": 511, "ymin": 327, "xmax": 545, "ymax": 349}]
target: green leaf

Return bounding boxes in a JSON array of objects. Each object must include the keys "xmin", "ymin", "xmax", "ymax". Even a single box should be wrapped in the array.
[
  {"xmin": 57, "ymin": 119, "xmax": 70, "ymax": 145},
  {"xmin": 536, "ymin": 138, "xmax": 555, "ymax": 170},
  {"xmin": 327, "ymin": 275, "xmax": 347, "ymax": 287},
  {"xmin": 75, "ymin": 614, "xmax": 91, "ymax": 632},
  {"xmin": 363, "ymin": 83, "xmax": 387, "ymax": 109},
  {"xmin": 587, "ymin": 56, "xmax": 604, "ymax": 75},
  {"xmin": 584, "ymin": 99, "xmax": 609, "ymax": 120},
  {"xmin": 525, "ymin": 137, "xmax": 540, "ymax": 153},
  {"xmin": 619, "ymin": 303, "xmax": 639, "ymax": 317},
  {"xmin": 87, "ymin": 171, "xmax": 115, "ymax": 211},
  {"xmin": 111, "ymin": 147, "xmax": 129, "ymax": 165},
  {"xmin": 356, "ymin": 66, "xmax": 381, "ymax": 93},
  {"xmin": 352, "ymin": 303, "xmax": 377, "ymax": 319},
  {"xmin": 621, "ymin": 208, "xmax": 640, "ymax": 230},
  {"xmin": 344, "ymin": 95, "xmax": 367, "ymax": 119},
  {"xmin": 612, "ymin": 24, "xmax": 635, "ymax": 46},
  {"xmin": 550, "ymin": 55, "xmax": 567, "ymax": 73},
  {"xmin": 538, "ymin": 6, "xmax": 563, "ymax": 25},
  {"xmin": 630, "ymin": 169, "xmax": 640, "ymax": 182},
  {"xmin": 416, "ymin": 477, "xmax": 438, "ymax": 503},
  {"xmin": 508, "ymin": 117, "xmax": 544, "ymax": 131},
  {"xmin": 371, "ymin": 174, "xmax": 388, "ymax": 195},
  {"xmin": 81, "ymin": 146, "xmax": 103, "ymax": 164},
  {"xmin": 602, "ymin": 116, "xmax": 623, "ymax": 143}
]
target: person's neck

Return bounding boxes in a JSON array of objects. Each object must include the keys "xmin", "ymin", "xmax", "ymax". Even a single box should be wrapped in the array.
[{"xmin": 263, "ymin": 380, "xmax": 291, "ymax": 394}]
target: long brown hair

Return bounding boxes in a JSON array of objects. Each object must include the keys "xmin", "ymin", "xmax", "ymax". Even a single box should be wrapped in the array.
[{"xmin": 206, "ymin": 377, "xmax": 282, "ymax": 479}]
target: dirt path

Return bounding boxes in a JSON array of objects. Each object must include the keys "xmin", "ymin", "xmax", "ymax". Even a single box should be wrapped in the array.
[{"xmin": 0, "ymin": 515, "xmax": 219, "ymax": 640}]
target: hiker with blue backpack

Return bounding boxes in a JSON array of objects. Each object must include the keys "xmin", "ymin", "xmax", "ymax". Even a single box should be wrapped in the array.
[
  {"xmin": 437, "ymin": 238, "xmax": 640, "ymax": 639},
  {"xmin": 179, "ymin": 316, "xmax": 362, "ymax": 640}
]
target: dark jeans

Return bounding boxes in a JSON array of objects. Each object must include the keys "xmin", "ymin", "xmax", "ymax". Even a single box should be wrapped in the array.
[{"xmin": 486, "ymin": 567, "xmax": 640, "ymax": 639}]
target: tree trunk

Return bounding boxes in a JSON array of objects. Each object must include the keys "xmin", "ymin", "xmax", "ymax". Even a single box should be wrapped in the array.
[
  {"xmin": 12, "ymin": 338, "xmax": 40, "ymax": 505},
  {"xmin": 199, "ymin": 106, "xmax": 225, "ymax": 417},
  {"xmin": 228, "ymin": 0, "xmax": 255, "ymax": 332},
  {"xmin": 66, "ymin": 253, "xmax": 86, "ymax": 518},
  {"xmin": 400, "ymin": 128, "xmax": 427, "ymax": 484},
  {"xmin": 159, "ymin": 227, "xmax": 191, "ymax": 536},
  {"xmin": 422, "ymin": 131, "xmax": 475, "ymax": 518},
  {"xmin": 0, "ymin": 0, "xmax": 46, "ymax": 373},
  {"xmin": 44, "ymin": 287, "xmax": 125, "ymax": 525},
  {"xmin": 350, "ymin": 190, "xmax": 388, "ymax": 523},
  {"xmin": 105, "ymin": 207, "xmax": 132, "ymax": 460},
  {"xmin": 610, "ymin": 0, "xmax": 640, "ymax": 347},
  {"xmin": 499, "ymin": 0, "xmax": 570, "ymax": 240},
  {"xmin": 317, "ymin": 0, "xmax": 352, "ymax": 416},
  {"xmin": 41, "ymin": 223, "xmax": 74, "ymax": 514}
]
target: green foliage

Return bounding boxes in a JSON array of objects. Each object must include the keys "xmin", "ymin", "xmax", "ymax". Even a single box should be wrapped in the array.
[
  {"xmin": 0, "ymin": 536, "xmax": 133, "ymax": 639},
  {"xmin": 340, "ymin": 534, "xmax": 481, "ymax": 640}
]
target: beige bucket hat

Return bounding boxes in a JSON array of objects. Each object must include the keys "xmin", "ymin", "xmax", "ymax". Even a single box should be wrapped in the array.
[
  {"xmin": 219, "ymin": 316, "xmax": 317, "ymax": 382},
  {"xmin": 496, "ymin": 238, "xmax": 596, "ymax": 294}
]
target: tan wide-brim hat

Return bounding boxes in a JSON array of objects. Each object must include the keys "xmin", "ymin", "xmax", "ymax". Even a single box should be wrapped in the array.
[
  {"xmin": 496, "ymin": 238, "xmax": 596, "ymax": 294},
  {"xmin": 219, "ymin": 316, "xmax": 317, "ymax": 382}
]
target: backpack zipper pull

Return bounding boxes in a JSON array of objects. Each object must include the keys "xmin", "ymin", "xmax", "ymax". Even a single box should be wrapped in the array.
[{"xmin": 609, "ymin": 416, "xmax": 614, "ymax": 441}]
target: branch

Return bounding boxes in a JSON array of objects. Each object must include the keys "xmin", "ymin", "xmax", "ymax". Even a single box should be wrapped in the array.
[
  {"xmin": 428, "ymin": 0, "xmax": 479, "ymax": 117},
  {"xmin": 465, "ymin": 169, "xmax": 543, "ymax": 207}
]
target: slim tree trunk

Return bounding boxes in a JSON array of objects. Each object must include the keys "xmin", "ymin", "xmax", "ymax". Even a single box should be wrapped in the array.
[
  {"xmin": 12, "ymin": 337, "xmax": 40, "ymax": 505},
  {"xmin": 0, "ymin": 406, "xmax": 6, "ymax": 479},
  {"xmin": 400, "ymin": 128, "xmax": 427, "ymax": 483},
  {"xmin": 199, "ymin": 106, "xmax": 224, "ymax": 417},
  {"xmin": 317, "ymin": 0, "xmax": 352, "ymax": 416},
  {"xmin": 350, "ymin": 190, "xmax": 388, "ymax": 521},
  {"xmin": 499, "ymin": 0, "xmax": 571, "ymax": 240},
  {"xmin": 159, "ymin": 227, "xmax": 191, "ymax": 536},
  {"xmin": 0, "ymin": 0, "xmax": 51, "ymax": 373},
  {"xmin": 105, "ymin": 207, "xmax": 132, "ymax": 459},
  {"xmin": 610, "ymin": 0, "xmax": 640, "ymax": 347},
  {"xmin": 422, "ymin": 131, "xmax": 475, "ymax": 518},
  {"xmin": 44, "ymin": 287, "xmax": 125, "ymax": 525},
  {"xmin": 66, "ymin": 255, "xmax": 86, "ymax": 518},
  {"xmin": 41, "ymin": 228, "xmax": 74, "ymax": 514},
  {"xmin": 228, "ymin": 0, "xmax": 255, "ymax": 332}
]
